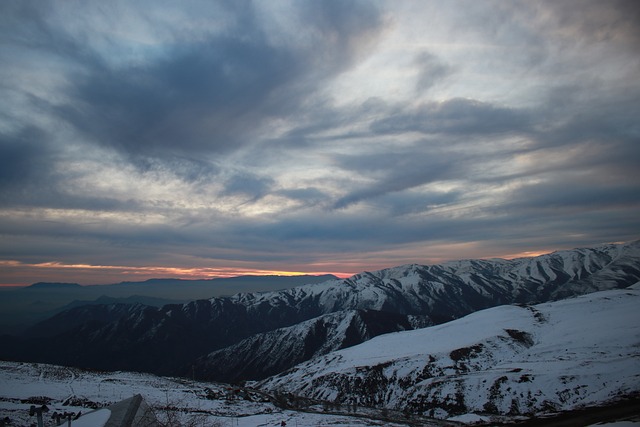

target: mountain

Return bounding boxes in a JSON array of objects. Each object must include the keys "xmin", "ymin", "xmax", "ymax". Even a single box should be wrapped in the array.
[
  {"xmin": 0, "ymin": 274, "xmax": 337, "ymax": 334},
  {"xmin": 193, "ymin": 309, "xmax": 431, "ymax": 383},
  {"xmin": 23, "ymin": 302, "xmax": 149, "ymax": 339},
  {"xmin": 109, "ymin": 274, "xmax": 339, "ymax": 299},
  {"xmin": 2, "ymin": 241, "xmax": 639, "ymax": 380},
  {"xmin": 55, "ymin": 294, "xmax": 178, "ymax": 312},
  {"xmin": 255, "ymin": 285, "xmax": 640, "ymax": 421}
]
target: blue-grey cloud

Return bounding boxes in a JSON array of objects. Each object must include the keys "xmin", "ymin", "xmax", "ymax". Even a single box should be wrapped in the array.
[
  {"xmin": 222, "ymin": 173, "xmax": 274, "ymax": 201},
  {"xmin": 276, "ymin": 188, "xmax": 329, "ymax": 207},
  {"xmin": 56, "ymin": 38, "xmax": 299, "ymax": 157},
  {"xmin": 332, "ymin": 147, "xmax": 457, "ymax": 209},
  {"xmin": 504, "ymin": 180, "xmax": 640, "ymax": 213},
  {"xmin": 414, "ymin": 52, "xmax": 453, "ymax": 92},
  {"xmin": 370, "ymin": 98, "xmax": 531, "ymax": 136},
  {"xmin": 0, "ymin": 127, "xmax": 50, "ymax": 191},
  {"xmin": 374, "ymin": 190, "xmax": 461, "ymax": 217},
  {"xmin": 50, "ymin": 1, "xmax": 383, "ymax": 161}
]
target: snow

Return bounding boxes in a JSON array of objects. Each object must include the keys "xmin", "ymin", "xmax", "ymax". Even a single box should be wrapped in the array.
[
  {"xmin": 73, "ymin": 408, "xmax": 111, "ymax": 427},
  {"xmin": 257, "ymin": 288, "xmax": 640, "ymax": 420},
  {"xmin": 448, "ymin": 413, "xmax": 491, "ymax": 423},
  {"xmin": 0, "ymin": 361, "xmax": 409, "ymax": 426},
  {"xmin": 1, "ymin": 289, "xmax": 638, "ymax": 425},
  {"xmin": 230, "ymin": 241, "xmax": 638, "ymax": 321},
  {"xmin": 287, "ymin": 287, "xmax": 638, "ymax": 370},
  {"xmin": 271, "ymin": 303, "xmax": 533, "ymax": 374}
]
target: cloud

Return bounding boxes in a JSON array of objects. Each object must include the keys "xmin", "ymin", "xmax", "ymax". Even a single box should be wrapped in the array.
[
  {"xmin": 56, "ymin": 38, "xmax": 299, "ymax": 157},
  {"xmin": 222, "ymin": 172, "xmax": 274, "ymax": 201},
  {"xmin": 0, "ymin": 0, "xmax": 385, "ymax": 203},
  {"xmin": 504, "ymin": 179, "xmax": 640, "ymax": 213},
  {"xmin": 0, "ymin": 1, "xmax": 639, "ymax": 285},
  {"xmin": 372, "ymin": 190, "xmax": 461, "ymax": 217},
  {"xmin": 331, "ymin": 146, "xmax": 457, "ymax": 209},
  {"xmin": 44, "ymin": 1, "xmax": 384, "ymax": 161},
  {"xmin": 413, "ymin": 52, "xmax": 453, "ymax": 92},
  {"xmin": 0, "ymin": 127, "xmax": 50, "ymax": 191},
  {"xmin": 370, "ymin": 98, "xmax": 531, "ymax": 136},
  {"xmin": 537, "ymin": 0, "xmax": 640, "ymax": 52}
]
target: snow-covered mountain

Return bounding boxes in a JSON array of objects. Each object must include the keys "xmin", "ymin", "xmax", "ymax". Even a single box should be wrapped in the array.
[
  {"xmin": 193, "ymin": 309, "xmax": 430, "ymax": 383},
  {"xmin": 255, "ymin": 285, "xmax": 640, "ymax": 421},
  {"xmin": 2, "ymin": 241, "xmax": 639, "ymax": 381}
]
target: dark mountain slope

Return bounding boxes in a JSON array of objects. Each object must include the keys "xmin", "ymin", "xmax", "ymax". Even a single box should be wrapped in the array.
[
  {"xmin": 193, "ymin": 309, "xmax": 430, "ymax": 383},
  {"xmin": 23, "ymin": 303, "xmax": 144, "ymax": 339}
]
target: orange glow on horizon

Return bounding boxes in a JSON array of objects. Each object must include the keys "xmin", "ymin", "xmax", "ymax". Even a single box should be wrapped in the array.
[
  {"xmin": 499, "ymin": 249, "xmax": 554, "ymax": 260},
  {"xmin": 0, "ymin": 260, "xmax": 353, "ymax": 287}
]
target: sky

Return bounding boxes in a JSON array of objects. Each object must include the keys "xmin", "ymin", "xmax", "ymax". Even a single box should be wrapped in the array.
[{"xmin": 1, "ymin": 0, "xmax": 639, "ymax": 286}]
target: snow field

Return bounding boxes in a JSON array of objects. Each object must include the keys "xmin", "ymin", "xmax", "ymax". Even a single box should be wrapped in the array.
[
  {"xmin": 258, "ymin": 288, "xmax": 640, "ymax": 420},
  {"xmin": 0, "ymin": 361, "xmax": 411, "ymax": 426}
]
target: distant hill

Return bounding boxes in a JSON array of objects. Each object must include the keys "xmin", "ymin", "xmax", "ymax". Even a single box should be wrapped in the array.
[
  {"xmin": 25, "ymin": 282, "xmax": 82, "ymax": 289},
  {"xmin": 0, "ymin": 274, "xmax": 338, "ymax": 334}
]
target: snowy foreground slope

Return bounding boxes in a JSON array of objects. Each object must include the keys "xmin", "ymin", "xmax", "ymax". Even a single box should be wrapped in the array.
[
  {"xmin": 0, "ymin": 361, "xmax": 424, "ymax": 427},
  {"xmin": 256, "ymin": 286, "xmax": 640, "ymax": 421}
]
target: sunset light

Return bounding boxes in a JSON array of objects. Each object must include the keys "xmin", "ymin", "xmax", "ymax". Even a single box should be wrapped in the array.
[{"xmin": 0, "ymin": 1, "xmax": 638, "ymax": 287}]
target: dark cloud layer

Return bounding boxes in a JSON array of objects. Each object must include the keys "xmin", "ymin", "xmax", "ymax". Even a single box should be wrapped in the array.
[
  {"xmin": 56, "ymin": 0, "xmax": 382, "ymax": 161},
  {"xmin": 59, "ymin": 39, "xmax": 295, "ymax": 156},
  {"xmin": 332, "ymin": 147, "xmax": 457, "ymax": 209},
  {"xmin": 0, "ymin": 127, "xmax": 49, "ymax": 189},
  {"xmin": 0, "ymin": 0, "xmax": 639, "ymax": 284}
]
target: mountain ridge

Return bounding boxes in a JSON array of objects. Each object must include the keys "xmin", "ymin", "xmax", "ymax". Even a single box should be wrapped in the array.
[
  {"xmin": 254, "ymin": 286, "xmax": 640, "ymax": 420},
  {"xmin": 0, "ymin": 274, "xmax": 337, "ymax": 334},
  {"xmin": 1, "ymin": 240, "xmax": 638, "ymax": 381},
  {"xmin": 193, "ymin": 309, "xmax": 432, "ymax": 383}
]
